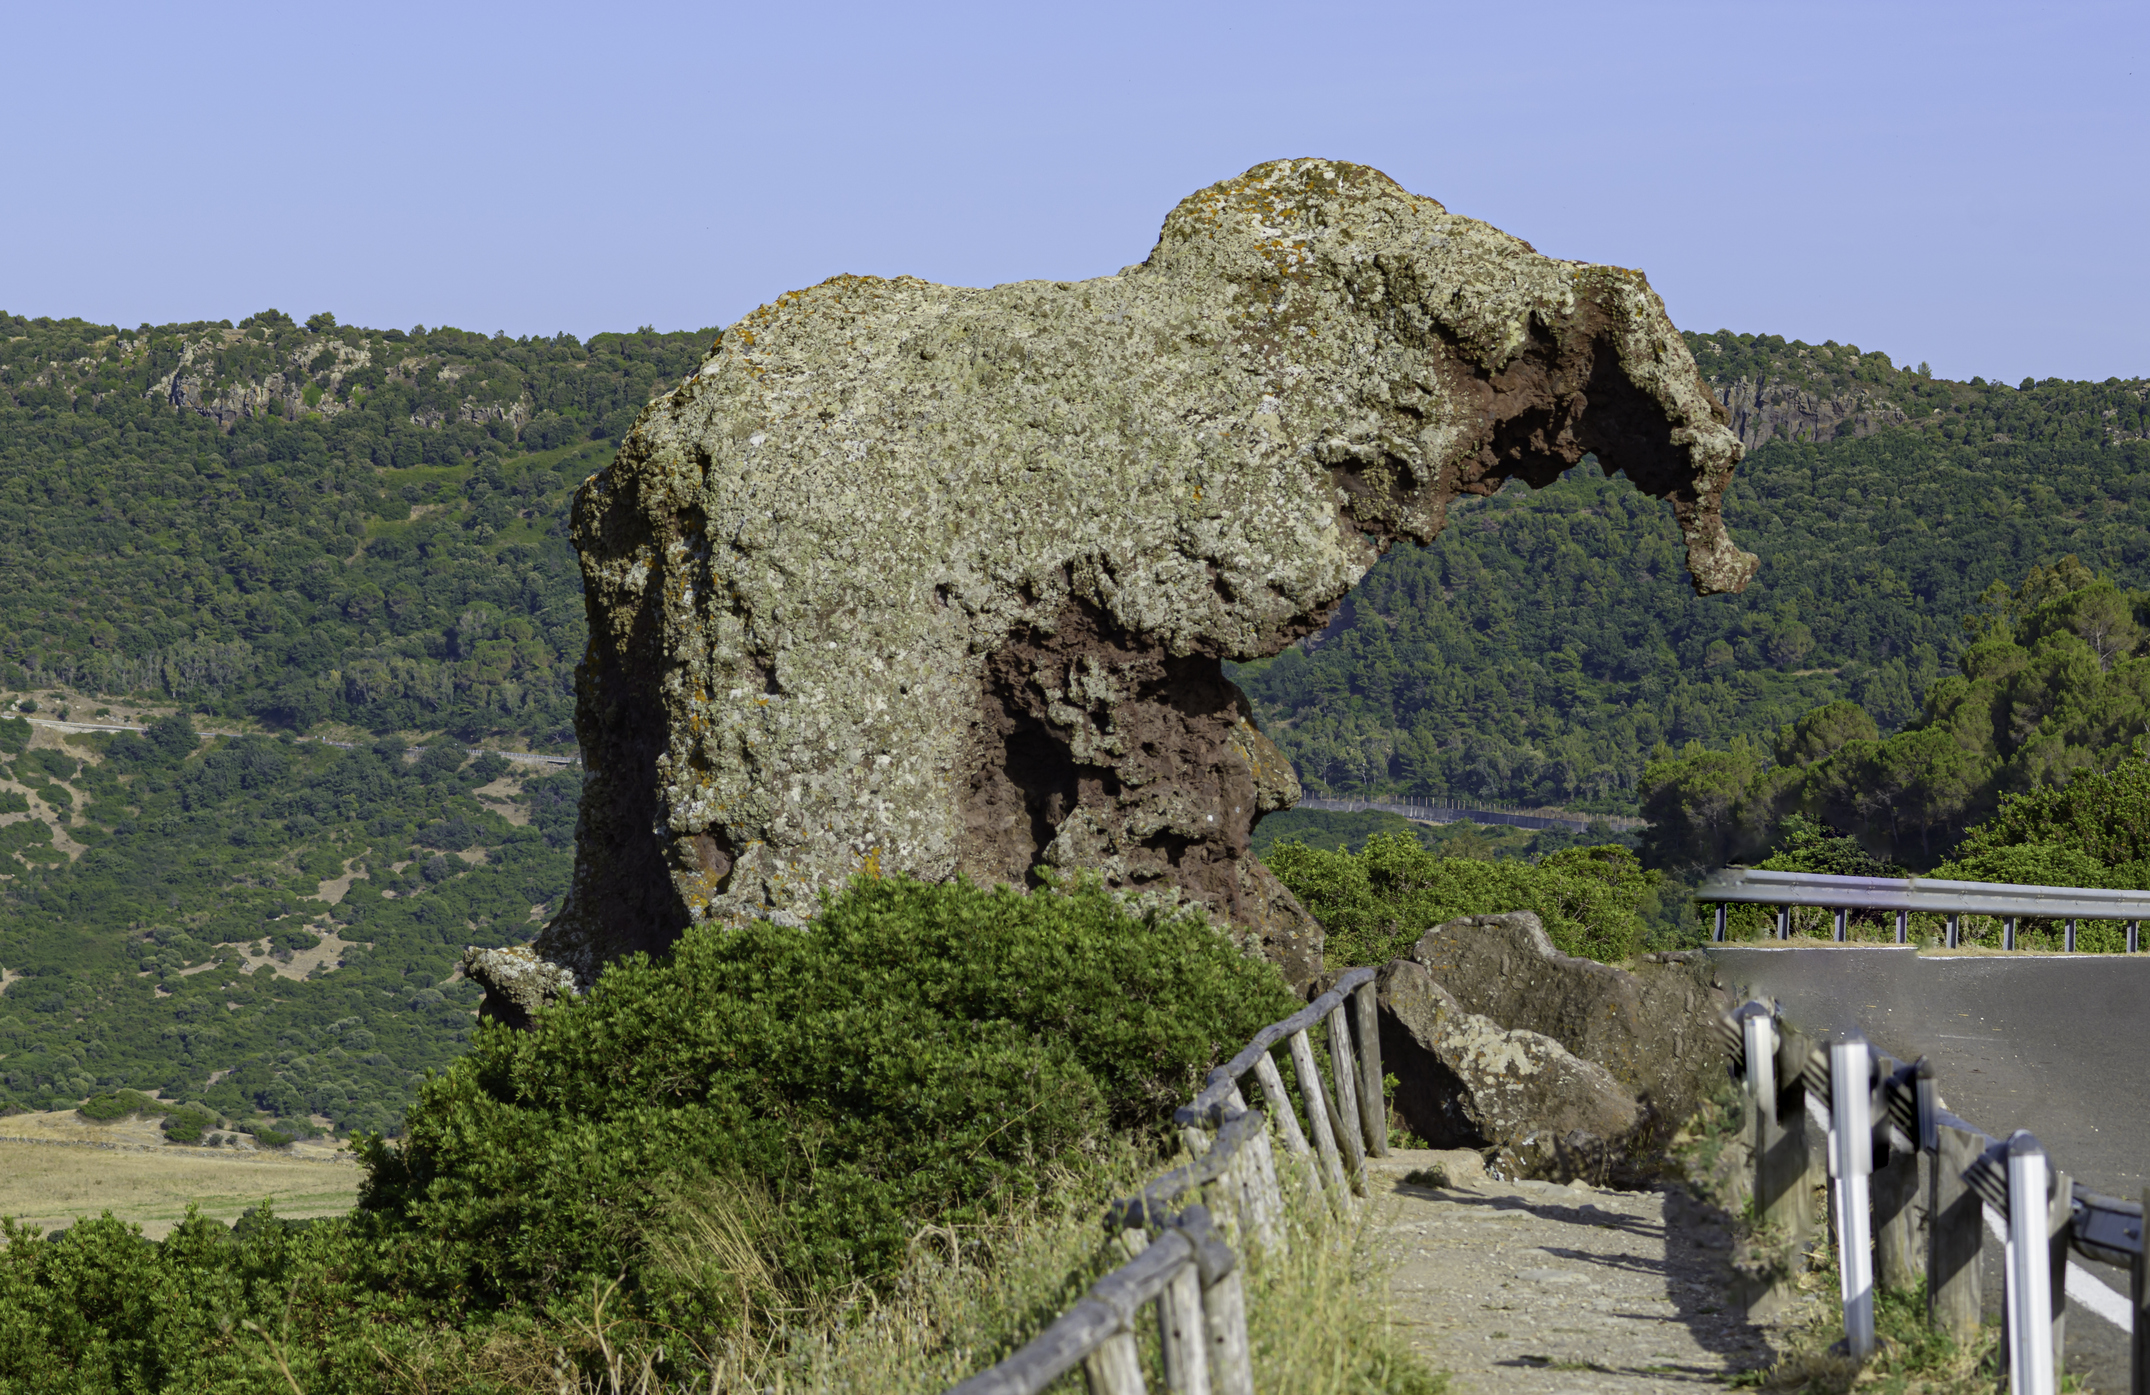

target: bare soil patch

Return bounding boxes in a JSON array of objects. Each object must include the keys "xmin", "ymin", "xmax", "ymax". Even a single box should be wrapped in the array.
[{"xmin": 1368, "ymin": 1150, "xmax": 1780, "ymax": 1395}]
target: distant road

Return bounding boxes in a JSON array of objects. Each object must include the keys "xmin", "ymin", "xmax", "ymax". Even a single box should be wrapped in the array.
[
  {"xmin": 1708, "ymin": 946, "xmax": 2150, "ymax": 1389},
  {"xmin": 17, "ymin": 716, "xmax": 578, "ymax": 768},
  {"xmin": 1295, "ymin": 795, "xmax": 1644, "ymax": 834}
]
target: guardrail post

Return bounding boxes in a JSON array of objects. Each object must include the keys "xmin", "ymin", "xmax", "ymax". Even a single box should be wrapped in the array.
[
  {"xmin": 1777, "ymin": 905, "xmax": 1790, "ymax": 939},
  {"xmin": 1875, "ymin": 1056, "xmax": 1927, "ymax": 1292},
  {"xmin": 2131, "ymin": 921, "xmax": 2142, "ymax": 955},
  {"xmin": 2065, "ymin": 919, "xmax": 2078, "ymax": 953},
  {"xmin": 1286, "ymin": 1028, "xmax": 1352, "ymax": 1203},
  {"xmin": 1352, "ymin": 980, "xmax": 1386, "ymax": 1157},
  {"xmin": 1829, "ymin": 1037, "xmax": 1877, "ymax": 1358},
  {"xmin": 1874, "ymin": 1132, "xmax": 1923, "ymax": 1292},
  {"xmin": 1324, "ymin": 1003, "xmax": 1369, "ymax": 1189},
  {"xmin": 1947, "ymin": 913, "xmax": 1961, "ymax": 949},
  {"xmin": 1740, "ymin": 1012, "xmax": 1812, "ymax": 1317},
  {"xmin": 1834, "ymin": 907, "xmax": 1848, "ymax": 942},
  {"xmin": 1929, "ymin": 1123, "xmax": 1985, "ymax": 1343},
  {"xmin": 1715, "ymin": 903, "xmax": 1727, "ymax": 942},
  {"xmin": 1895, "ymin": 909, "xmax": 1908, "ymax": 944},
  {"xmin": 2006, "ymin": 917, "xmax": 2018, "ymax": 951},
  {"xmin": 2133, "ymin": 1187, "xmax": 2147, "ymax": 1395},
  {"xmin": 2003, "ymin": 1132, "xmax": 2057, "ymax": 1395}
]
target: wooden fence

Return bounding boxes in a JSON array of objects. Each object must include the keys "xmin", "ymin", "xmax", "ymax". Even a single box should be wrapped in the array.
[
  {"xmin": 1724, "ymin": 998, "xmax": 2146, "ymax": 1395},
  {"xmin": 946, "ymin": 967, "xmax": 1387, "ymax": 1395}
]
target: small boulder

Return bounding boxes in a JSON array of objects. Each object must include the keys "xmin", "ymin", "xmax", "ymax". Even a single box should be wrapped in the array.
[
  {"xmin": 1409, "ymin": 912, "xmax": 1726, "ymax": 1131},
  {"xmin": 462, "ymin": 946, "xmax": 578, "ymax": 1029},
  {"xmin": 1378, "ymin": 959, "xmax": 1643, "ymax": 1182}
]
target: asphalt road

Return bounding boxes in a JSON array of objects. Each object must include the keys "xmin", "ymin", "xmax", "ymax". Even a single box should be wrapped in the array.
[{"xmin": 1708, "ymin": 945, "xmax": 2150, "ymax": 1391}]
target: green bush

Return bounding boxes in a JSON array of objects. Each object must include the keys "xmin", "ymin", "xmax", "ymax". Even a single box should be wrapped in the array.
[
  {"xmin": 159, "ymin": 1105, "xmax": 216, "ymax": 1145},
  {"xmin": 251, "ymin": 1127, "xmax": 294, "ymax": 1149},
  {"xmin": 1264, "ymin": 833, "xmax": 1659, "ymax": 966},
  {"xmin": 75, "ymin": 1090, "xmax": 164, "ymax": 1122},
  {"xmin": 359, "ymin": 874, "xmax": 1298, "ymax": 1316}
]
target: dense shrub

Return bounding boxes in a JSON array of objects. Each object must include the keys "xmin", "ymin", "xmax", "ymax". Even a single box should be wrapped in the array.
[
  {"xmin": 1265, "ymin": 833, "xmax": 1659, "ymax": 966},
  {"xmin": 358, "ymin": 874, "xmax": 1297, "ymax": 1317},
  {"xmin": 159, "ymin": 1104, "xmax": 216, "ymax": 1145},
  {"xmin": 75, "ymin": 1090, "xmax": 163, "ymax": 1122}
]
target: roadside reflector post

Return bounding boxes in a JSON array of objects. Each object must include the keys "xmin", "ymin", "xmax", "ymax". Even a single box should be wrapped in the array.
[
  {"xmin": 1830, "ymin": 1037, "xmax": 1877, "ymax": 1359},
  {"xmin": 1739, "ymin": 1002, "xmax": 1776, "ymax": 1129},
  {"xmin": 2006, "ymin": 917, "xmax": 2018, "ymax": 951},
  {"xmin": 1895, "ymin": 909, "xmax": 1908, "ymax": 944},
  {"xmin": 1834, "ymin": 907, "xmax": 1848, "ymax": 942},
  {"xmin": 1715, "ymin": 903, "xmax": 1727, "ymax": 942},
  {"xmin": 2003, "ymin": 1132, "xmax": 2057, "ymax": 1395},
  {"xmin": 2046, "ymin": 1165, "xmax": 2072, "ymax": 1395}
]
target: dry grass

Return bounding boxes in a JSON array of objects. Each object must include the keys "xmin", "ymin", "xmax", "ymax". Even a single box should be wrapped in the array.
[
  {"xmin": 0, "ymin": 1135, "xmax": 360, "ymax": 1238},
  {"xmin": 394, "ymin": 1142, "xmax": 1444, "ymax": 1395}
]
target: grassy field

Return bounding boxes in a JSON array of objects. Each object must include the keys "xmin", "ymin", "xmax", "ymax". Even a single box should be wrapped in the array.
[{"xmin": 0, "ymin": 1113, "xmax": 360, "ymax": 1238}]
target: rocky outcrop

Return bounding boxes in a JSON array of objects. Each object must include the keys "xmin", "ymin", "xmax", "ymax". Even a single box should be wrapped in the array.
[
  {"xmin": 528, "ymin": 158, "xmax": 1754, "ymax": 996},
  {"xmin": 1407, "ymin": 913, "xmax": 1727, "ymax": 1132},
  {"xmin": 154, "ymin": 332, "xmax": 534, "ymax": 434},
  {"xmin": 460, "ymin": 946, "xmax": 579, "ymax": 1030},
  {"xmin": 1710, "ymin": 376, "xmax": 1907, "ymax": 451},
  {"xmin": 1378, "ymin": 959, "xmax": 1643, "ymax": 1181}
]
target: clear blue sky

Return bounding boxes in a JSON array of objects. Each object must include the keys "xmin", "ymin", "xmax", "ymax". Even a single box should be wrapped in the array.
[{"xmin": 6, "ymin": 1, "xmax": 2144, "ymax": 383}]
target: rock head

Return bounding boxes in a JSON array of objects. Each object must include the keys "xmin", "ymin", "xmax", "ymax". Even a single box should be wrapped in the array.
[{"xmin": 523, "ymin": 158, "xmax": 1752, "ymax": 1000}]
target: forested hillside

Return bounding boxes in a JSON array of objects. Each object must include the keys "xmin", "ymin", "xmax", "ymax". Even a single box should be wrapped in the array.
[
  {"xmin": 1229, "ymin": 331, "xmax": 2150, "ymax": 814},
  {"xmin": 0, "ymin": 307, "xmax": 713, "ymax": 744},
  {"xmin": 0, "ymin": 712, "xmax": 578, "ymax": 1133},
  {"xmin": 0, "ymin": 306, "xmax": 715, "ymax": 1128}
]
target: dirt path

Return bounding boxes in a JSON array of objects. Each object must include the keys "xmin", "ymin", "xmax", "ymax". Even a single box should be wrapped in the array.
[{"xmin": 1369, "ymin": 1151, "xmax": 1773, "ymax": 1395}]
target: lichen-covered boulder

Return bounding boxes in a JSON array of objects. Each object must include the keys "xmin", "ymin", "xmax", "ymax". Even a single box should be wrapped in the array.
[
  {"xmin": 1409, "ymin": 912, "xmax": 1727, "ymax": 1128},
  {"xmin": 1377, "ymin": 959, "xmax": 1644, "ymax": 1181},
  {"xmin": 530, "ymin": 157, "xmax": 1753, "ymax": 994}
]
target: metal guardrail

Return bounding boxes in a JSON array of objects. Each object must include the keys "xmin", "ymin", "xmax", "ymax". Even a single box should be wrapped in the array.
[
  {"xmin": 1723, "ymin": 999, "xmax": 2147, "ymax": 1395},
  {"xmin": 947, "ymin": 968, "xmax": 1385, "ymax": 1395},
  {"xmin": 1696, "ymin": 868, "xmax": 2149, "ymax": 951}
]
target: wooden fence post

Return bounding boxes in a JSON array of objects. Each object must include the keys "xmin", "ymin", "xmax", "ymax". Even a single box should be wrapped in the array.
[
  {"xmin": 1083, "ymin": 1330, "xmax": 1145, "ymax": 1395},
  {"xmin": 1352, "ymin": 981, "xmax": 1387, "ymax": 1157},
  {"xmin": 1324, "ymin": 1004, "xmax": 1368, "ymax": 1189},
  {"xmin": 1156, "ymin": 1260, "xmax": 1211, "ymax": 1395},
  {"xmin": 1175, "ymin": 1208, "xmax": 1252, "ymax": 1395},
  {"xmin": 1287, "ymin": 1028, "xmax": 1352, "ymax": 1202},
  {"xmin": 1250, "ymin": 1051, "xmax": 1319, "ymax": 1210},
  {"xmin": 1928, "ymin": 1124, "xmax": 1985, "ymax": 1344}
]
